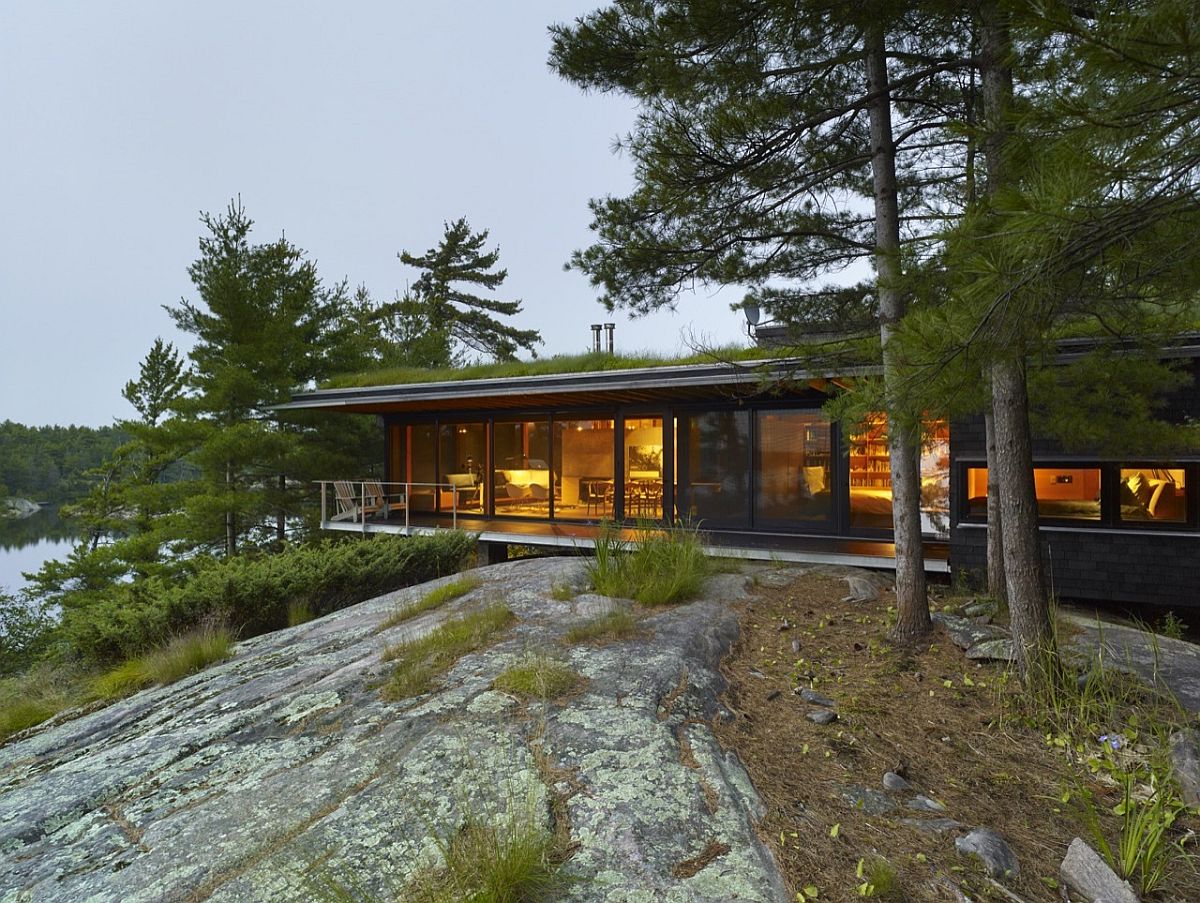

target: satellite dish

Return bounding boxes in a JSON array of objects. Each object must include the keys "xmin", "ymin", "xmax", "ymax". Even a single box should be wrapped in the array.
[{"xmin": 743, "ymin": 301, "xmax": 761, "ymax": 327}]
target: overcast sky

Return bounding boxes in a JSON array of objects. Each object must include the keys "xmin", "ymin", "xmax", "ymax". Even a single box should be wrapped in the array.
[{"xmin": 0, "ymin": 1, "xmax": 748, "ymax": 428}]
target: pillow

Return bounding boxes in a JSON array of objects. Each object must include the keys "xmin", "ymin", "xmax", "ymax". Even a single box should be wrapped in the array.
[
  {"xmin": 1147, "ymin": 479, "xmax": 1167, "ymax": 518},
  {"xmin": 1120, "ymin": 477, "xmax": 1147, "ymax": 516},
  {"xmin": 1126, "ymin": 472, "xmax": 1153, "ymax": 509},
  {"xmin": 803, "ymin": 465, "xmax": 827, "ymax": 495}
]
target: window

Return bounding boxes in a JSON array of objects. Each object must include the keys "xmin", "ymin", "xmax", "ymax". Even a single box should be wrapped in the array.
[
  {"xmin": 624, "ymin": 416, "xmax": 665, "ymax": 520},
  {"xmin": 1119, "ymin": 468, "xmax": 1188, "ymax": 524},
  {"xmin": 684, "ymin": 411, "xmax": 750, "ymax": 527},
  {"xmin": 438, "ymin": 422, "xmax": 486, "ymax": 512},
  {"xmin": 554, "ymin": 417, "xmax": 615, "ymax": 520},
  {"xmin": 494, "ymin": 419, "xmax": 551, "ymax": 517},
  {"xmin": 755, "ymin": 410, "xmax": 831, "ymax": 525},
  {"xmin": 409, "ymin": 424, "xmax": 437, "ymax": 512},
  {"xmin": 965, "ymin": 467, "xmax": 1102, "ymax": 521},
  {"xmin": 849, "ymin": 415, "xmax": 949, "ymax": 534}
]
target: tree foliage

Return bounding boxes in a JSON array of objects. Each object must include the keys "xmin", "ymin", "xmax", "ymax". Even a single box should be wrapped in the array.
[{"xmin": 383, "ymin": 217, "xmax": 541, "ymax": 362}]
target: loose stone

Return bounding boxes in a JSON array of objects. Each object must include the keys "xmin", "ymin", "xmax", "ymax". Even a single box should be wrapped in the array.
[
  {"xmin": 839, "ymin": 785, "xmax": 896, "ymax": 816},
  {"xmin": 899, "ymin": 817, "xmax": 960, "ymax": 835},
  {"xmin": 907, "ymin": 795, "xmax": 945, "ymax": 812},
  {"xmin": 798, "ymin": 688, "xmax": 835, "ymax": 708},
  {"xmin": 964, "ymin": 638, "xmax": 1016, "ymax": 662},
  {"xmin": 791, "ymin": 639, "xmax": 801, "ymax": 654},
  {"xmin": 807, "ymin": 709, "xmax": 837, "ymax": 725},
  {"xmin": 1169, "ymin": 728, "xmax": 1200, "ymax": 808},
  {"xmin": 882, "ymin": 771, "xmax": 911, "ymax": 792},
  {"xmin": 1059, "ymin": 837, "xmax": 1139, "ymax": 903},
  {"xmin": 955, "ymin": 827, "xmax": 1020, "ymax": 880}
]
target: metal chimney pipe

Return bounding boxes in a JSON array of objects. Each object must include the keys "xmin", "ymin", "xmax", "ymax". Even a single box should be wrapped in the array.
[
  {"xmin": 604, "ymin": 323, "xmax": 614, "ymax": 354},
  {"xmin": 590, "ymin": 324, "xmax": 602, "ymax": 353}
]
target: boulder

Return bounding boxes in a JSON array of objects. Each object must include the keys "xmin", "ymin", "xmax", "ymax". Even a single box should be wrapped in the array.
[
  {"xmin": 1059, "ymin": 837, "xmax": 1139, "ymax": 903},
  {"xmin": 1169, "ymin": 728, "xmax": 1200, "ymax": 807},
  {"xmin": 932, "ymin": 613, "xmax": 1010, "ymax": 651},
  {"xmin": 798, "ymin": 688, "xmax": 835, "ymax": 708},
  {"xmin": 965, "ymin": 639, "xmax": 1016, "ymax": 662},
  {"xmin": 955, "ymin": 827, "xmax": 1019, "ymax": 881}
]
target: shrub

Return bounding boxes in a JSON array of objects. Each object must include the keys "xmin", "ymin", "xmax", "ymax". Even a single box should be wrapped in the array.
[
  {"xmin": 379, "ymin": 575, "xmax": 482, "ymax": 631},
  {"xmin": 564, "ymin": 608, "xmax": 638, "ymax": 645},
  {"xmin": 587, "ymin": 523, "xmax": 710, "ymax": 607},
  {"xmin": 383, "ymin": 604, "xmax": 514, "ymax": 700},
  {"xmin": 494, "ymin": 652, "xmax": 581, "ymax": 699},
  {"xmin": 61, "ymin": 531, "xmax": 475, "ymax": 664}
]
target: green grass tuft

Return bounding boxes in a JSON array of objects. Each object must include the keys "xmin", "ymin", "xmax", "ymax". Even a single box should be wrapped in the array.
[
  {"xmin": 587, "ymin": 523, "xmax": 711, "ymax": 607},
  {"xmin": 564, "ymin": 608, "xmax": 639, "ymax": 645},
  {"xmin": 379, "ymin": 576, "xmax": 482, "ymax": 631},
  {"xmin": 383, "ymin": 604, "xmax": 514, "ymax": 700},
  {"xmin": 288, "ymin": 600, "xmax": 316, "ymax": 627},
  {"xmin": 494, "ymin": 652, "xmax": 581, "ymax": 700},
  {"xmin": 93, "ymin": 623, "xmax": 234, "ymax": 701},
  {"xmin": 549, "ymin": 582, "xmax": 576, "ymax": 602},
  {"xmin": 0, "ymin": 662, "xmax": 92, "ymax": 742}
]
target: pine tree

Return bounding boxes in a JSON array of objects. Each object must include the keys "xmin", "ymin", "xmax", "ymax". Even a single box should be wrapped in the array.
[
  {"xmin": 551, "ymin": 0, "xmax": 976, "ymax": 641},
  {"xmin": 386, "ymin": 218, "xmax": 541, "ymax": 362},
  {"xmin": 165, "ymin": 200, "xmax": 355, "ymax": 555}
]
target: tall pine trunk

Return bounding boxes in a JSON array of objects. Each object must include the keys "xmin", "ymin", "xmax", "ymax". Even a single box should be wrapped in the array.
[
  {"xmin": 980, "ymin": 0, "xmax": 1051, "ymax": 675},
  {"xmin": 866, "ymin": 26, "xmax": 930, "ymax": 643},
  {"xmin": 984, "ymin": 402, "xmax": 1006, "ymax": 604}
]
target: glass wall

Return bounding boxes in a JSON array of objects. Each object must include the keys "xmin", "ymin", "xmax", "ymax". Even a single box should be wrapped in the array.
[
  {"xmin": 849, "ymin": 415, "xmax": 950, "ymax": 534},
  {"xmin": 438, "ymin": 422, "xmax": 486, "ymax": 512},
  {"xmin": 684, "ymin": 411, "xmax": 750, "ymax": 527},
  {"xmin": 624, "ymin": 416, "xmax": 665, "ymax": 520},
  {"xmin": 755, "ymin": 410, "xmax": 832, "ymax": 525},
  {"xmin": 554, "ymin": 417, "xmax": 615, "ymax": 520},
  {"xmin": 409, "ymin": 424, "xmax": 437, "ymax": 512},
  {"xmin": 848, "ymin": 416, "xmax": 892, "ymax": 529},
  {"xmin": 494, "ymin": 419, "xmax": 552, "ymax": 517}
]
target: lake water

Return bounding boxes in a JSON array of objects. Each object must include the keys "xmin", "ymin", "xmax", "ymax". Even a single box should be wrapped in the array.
[{"xmin": 0, "ymin": 507, "xmax": 77, "ymax": 596}]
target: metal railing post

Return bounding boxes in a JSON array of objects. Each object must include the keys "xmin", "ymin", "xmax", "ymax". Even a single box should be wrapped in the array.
[
  {"xmin": 452, "ymin": 484, "xmax": 458, "ymax": 530},
  {"xmin": 361, "ymin": 482, "xmax": 367, "ymax": 534},
  {"xmin": 405, "ymin": 482, "xmax": 410, "ymax": 531},
  {"xmin": 320, "ymin": 481, "xmax": 327, "ymax": 525}
]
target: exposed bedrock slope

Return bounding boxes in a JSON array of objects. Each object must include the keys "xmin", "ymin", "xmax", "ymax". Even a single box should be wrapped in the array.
[{"xmin": 0, "ymin": 557, "xmax": 789, "ymax": 902}]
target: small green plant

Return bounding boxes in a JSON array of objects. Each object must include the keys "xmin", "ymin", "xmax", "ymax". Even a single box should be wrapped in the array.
[
  {"xmin": 564, "ymin": 608, "xmax": 639, "ymax": 645},
  {"xmin": 379, "ymin": 575, "xmax": 483, "ymax": 631},
  {"xmin": 494, "ymin": 652, "xmax": 580, "ymax": 699},
  {"xmin": 1156, "ymin": 612, "xmax": 1187, "ymax": 641},
  {"xmin": 586, "ymin": 522, "xmax": 710, "ymax": 607},
  {"xmin": 288, "ymin": 600, "xmax": 316, "ymax": 627},
  {"xmin": 383, "ymin": 604, "xmax": 514, "ymax": 700},
  {"xmin": 1109, "ymin": 773, "xmax": 1187, "ymax": 895},
  {"xmin": 549, "ymin": 582, "xmax": 576, "ymax": 602},
  {"xmin": 856, "ymin": 856, "xmax": 901, "ymax": 898}
]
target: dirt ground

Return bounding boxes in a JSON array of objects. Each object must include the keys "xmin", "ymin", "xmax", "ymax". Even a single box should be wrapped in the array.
[{"xmin": 712, "ymin": 572, "xmax": 1200, "ymax": 903}]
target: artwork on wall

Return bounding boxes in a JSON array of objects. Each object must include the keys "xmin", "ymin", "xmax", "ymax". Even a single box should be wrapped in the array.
[{"xmin": 627, "ymin": 444, "xmax": 663, "ymax": 474}]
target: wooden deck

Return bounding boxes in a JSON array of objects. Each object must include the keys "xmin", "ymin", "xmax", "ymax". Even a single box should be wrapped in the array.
[{"xmin": 322, "ymin": 513, "xmax": 951, "ymax": 572}]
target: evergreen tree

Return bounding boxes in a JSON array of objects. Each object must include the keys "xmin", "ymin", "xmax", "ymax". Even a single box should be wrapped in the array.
[
  {"xmin": 551, "ymin": 0, "xmax": 974, "ymax": 641},
  {"xmin": 384, "ymin": 218, "xmax": 541, "ymax": 362},
  {"xmin": 165, "ymin": 200, "xmax": 355, "ymax": 555}
]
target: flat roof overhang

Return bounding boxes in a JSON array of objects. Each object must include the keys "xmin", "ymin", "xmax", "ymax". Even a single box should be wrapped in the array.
[{"xmin": 276, "ymin": 360, "xmax": 878, "ymax": 415}]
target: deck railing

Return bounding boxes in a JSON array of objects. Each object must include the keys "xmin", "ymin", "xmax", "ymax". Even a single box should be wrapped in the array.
[{"xmin": 316, "ymin": 480, "xmax": 458, "ymax": 532}]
